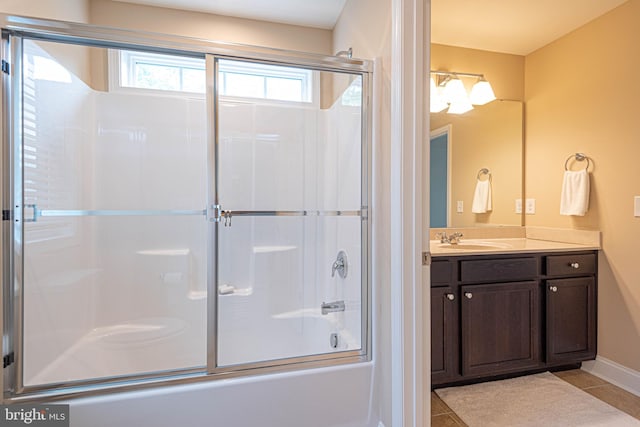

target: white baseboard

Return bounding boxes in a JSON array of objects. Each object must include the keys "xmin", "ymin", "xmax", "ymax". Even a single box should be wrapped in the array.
[{"xmin": 582, "ymin": 356, "xmax": 640, "ymax": 397}]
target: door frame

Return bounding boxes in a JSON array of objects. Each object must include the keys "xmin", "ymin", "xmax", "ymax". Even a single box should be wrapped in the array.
[{"xmin": 390, "ymin": 0, "xmax": 429, "ymax": 425}]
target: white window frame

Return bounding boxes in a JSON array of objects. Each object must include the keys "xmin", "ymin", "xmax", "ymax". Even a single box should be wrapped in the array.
[{"xmin": 108, "ymin": 49, "xmax": 318, "ymax": 106}]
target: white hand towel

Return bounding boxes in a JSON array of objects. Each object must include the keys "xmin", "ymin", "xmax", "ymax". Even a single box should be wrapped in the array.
[
  {"xmin": 560, "ymin": 169, "xmax": 590, "ymax": 216},
  {"xmin": 471, "ymin": 179, "xmax": 492, "ymax": 214}
]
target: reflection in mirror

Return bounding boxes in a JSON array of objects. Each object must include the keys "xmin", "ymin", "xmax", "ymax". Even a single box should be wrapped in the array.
[
  {"xmin": 430, "ymin": 100, "xmax": 523, "ymax": 227},
  {"xmin": 429, "ymin": 125, "xmax": 451, "ymax": 228}
]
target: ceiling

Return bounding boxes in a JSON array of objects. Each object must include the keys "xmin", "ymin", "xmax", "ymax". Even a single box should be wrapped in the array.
[
  {"xmin": 431, "ymin": 0, "xmax": 628, "ymax": 55},
  {"xmin": 111, "ymin": 0, "xmax": 628, "ymax": 55}
]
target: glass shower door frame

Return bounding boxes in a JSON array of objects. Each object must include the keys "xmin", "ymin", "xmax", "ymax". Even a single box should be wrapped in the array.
[
  {"xmin": 2, "ymin": 32, "xmax": 21, "ymax": 398},
  {"xmin": 0, "ymin": 17, "xmax": 372, "ymax": 399},
  {"xmin": 7, "ymin": 35, "xmax": 213, "ymax": 396},
  {"xmin": 207, "ymin": 54, "xmax": 371, "ymax": 373}
]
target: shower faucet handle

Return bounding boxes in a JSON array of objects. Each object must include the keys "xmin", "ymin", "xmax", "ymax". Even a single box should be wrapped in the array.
[
  {"xmin": 331, "ymin": 259, "xmax": 344, "ymax": 277},
  {"xmin": 331, "ymin": 250, "xmax": 348, "ymax": 279}
]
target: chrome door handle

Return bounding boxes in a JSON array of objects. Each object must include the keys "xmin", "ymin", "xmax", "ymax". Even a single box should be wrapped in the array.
[
  {"xmin": 445, "ymin": 293, "xmax": 455, "ymax": 301},
  {"xmin": 321, "ymin": 300, "xmax": 345, "ymax": 315},
  {"xmin": 550, "ymin": 286, "xmax": 558, "ymax": 292},
  {"xmin": 464, "ymin": 292, "xmax": 473, "ymax": 299}
]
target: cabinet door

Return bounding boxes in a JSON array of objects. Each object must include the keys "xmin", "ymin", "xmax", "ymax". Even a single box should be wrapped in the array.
[
  {"xmin": 431, "ymin": 287, "xmax": 457, "ymax": 384},
  {"xmin": 546, "ymin": 277, "xmax": 596, "ymax": 363},
  {"xmin": 461, "ymin": 281, "xmax": 540, "ymax": 377}
]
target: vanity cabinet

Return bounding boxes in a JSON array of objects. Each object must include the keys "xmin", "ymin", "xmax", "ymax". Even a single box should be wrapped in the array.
[
  {"xmin": 430, "ymin": 261, "xmax": 458, "ymax": 383},
  {"xmin": 545, "ymin": 254, "xmax": 597, "ymax": 364},
  {"xmin": 461, "ymin": 281, "xmax": 540, "ymax": 377},
  {"xmin": 431, "ymin": 286, "xmax": 457, "ymax": 382},
  {"xmin": 430, "ymin": 251, "xmax": 597, "ymax": 388}
]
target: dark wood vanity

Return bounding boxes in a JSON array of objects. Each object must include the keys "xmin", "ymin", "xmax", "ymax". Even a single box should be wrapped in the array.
[{"xmin": 431, "ymin": 250, "xmax": 597, "ymax": 388}]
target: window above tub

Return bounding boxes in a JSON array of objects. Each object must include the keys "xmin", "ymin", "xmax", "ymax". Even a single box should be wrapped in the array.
[{"xmin": 109, "ymin": 49, "xmax": 315, "ymax": 103}]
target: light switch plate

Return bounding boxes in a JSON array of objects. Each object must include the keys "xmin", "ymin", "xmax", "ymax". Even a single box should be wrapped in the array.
[
  {"xmin": 525, "ymin": 198, "xmax": 536, "ymax": 214},
  {"xmin": 515, "ymin": 199, "xmax": 522, "ymax": 214},
  {"xmin": 635, "ymin": 196, "xmax": 640, "ymax": 217},
  {"xmin": 456, "ymin": 201, "xmax": 464, "ymax": 213}
]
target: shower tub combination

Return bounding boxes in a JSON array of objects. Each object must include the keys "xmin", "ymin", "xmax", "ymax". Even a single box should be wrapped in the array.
[{"xmin": 1, "ymin": 17, "xmax": 374, "ymax": 427}]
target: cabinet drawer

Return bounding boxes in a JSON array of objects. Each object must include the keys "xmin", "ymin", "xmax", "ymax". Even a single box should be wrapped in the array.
[
  {"xmin": 546, "ymin": 253, "xmax": 596, "ymax": 277},
  {"xmin": 460, "ymin": 257, "xmax": 538, "ymax": 283},
  {"xmin": 431, "ymin": 261, "xmax": 452, "ymax": 286}
]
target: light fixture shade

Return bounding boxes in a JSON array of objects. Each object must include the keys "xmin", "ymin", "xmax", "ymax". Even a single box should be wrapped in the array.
[
  {"xmin": 430, "ymin": 77, "xmax": 448, "ymax": 113},
  {"xmin": 469, "ymin": 78, "xmax": 496, "ymax": 105},
  {"xmin": 442, "ymin": 77, "xmax": 468, "ymax": 104},
  {"xmin": 447, "ymin": 98, "xmax": 474, "ymax": 115}
]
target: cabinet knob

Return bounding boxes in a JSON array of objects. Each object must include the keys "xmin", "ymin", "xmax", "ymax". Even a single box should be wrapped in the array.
[
  {"xmin": 550, "ymin": 286, "xmax": 558, "ymax": 292},
  {"xmin": 569, "ymin": 262, "xmax": 580, "ymax": 269},
  {"xmin": 464, "ymin": 292, "xmax": 473, "ymax": 299},
  {"xmin": 446, "ymin": 293, "xmax": 455, "ymax": 301}
]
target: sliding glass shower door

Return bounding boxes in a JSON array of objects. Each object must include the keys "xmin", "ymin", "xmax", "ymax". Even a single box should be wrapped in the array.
[
  {"xmin": 214, "ymin": 60, "xmax": 366, "ymax": 367},
  {"xmin": 5, "ymin": 30, "xmax": 370, "ymax": 396},
  {"xmin": 17, "ymin": 39, "xmax": 209, "ymax": 388}
]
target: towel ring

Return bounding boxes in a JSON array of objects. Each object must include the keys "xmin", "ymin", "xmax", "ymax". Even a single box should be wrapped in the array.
[
  {"xmin": 477, "ymin": 168, "xmax": 490, "ymax": 180},
  {"xmin": 564, "ymin": 153, "xmax": 590, "ymax": 171}
]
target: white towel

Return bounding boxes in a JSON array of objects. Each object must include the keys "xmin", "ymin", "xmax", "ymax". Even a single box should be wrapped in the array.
[
  {"xmin": 471, "ymin": 179, "xmax": 492, "ymax": 214},
  {"xmin": 560, "ymin": 169, "xmax": 590, "ymax": 216}
]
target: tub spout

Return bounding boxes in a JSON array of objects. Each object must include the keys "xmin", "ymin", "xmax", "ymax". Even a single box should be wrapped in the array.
[{"xmin": 321, "ymin": 300, "xmax": 345, "ymax": 315}]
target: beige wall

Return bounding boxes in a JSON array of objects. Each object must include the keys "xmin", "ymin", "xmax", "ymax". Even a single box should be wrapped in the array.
[
  {"xmin": 9, "ymin": 0, "xmax": 333, "ymax": 96},
  {"xmin": 89, "ymin": 0, "xmax": 331, "ymax": 55},
  {"xmin": 333, "ymin": 0, "xmax": 392, "ymax": 424},
  {"xmin": 431, "ymin": 44, "xmax": 524, "ymax": 101},
  {"xmin": 0, "ymin": 0, "xmax": 89, "ymax": 21},
  {"xmin": 0, "ymin": 0, "xmax": 92, "ymax": 82},
  {"xmin": 87, "ymin": 0, "xmax": 333, "ymax": 93},
  {"xmin": 431, "ymin": 100, "xmax": 523, "ymax": 227},
  {"xmin": 525, "ymin": 0, "xmax": 640, "ymax": 371}
]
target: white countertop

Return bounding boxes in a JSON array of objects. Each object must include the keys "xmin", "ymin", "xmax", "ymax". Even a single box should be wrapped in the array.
[{"xmin": 430, "ymin": 238, "xmax": 600, "ymax": 257}]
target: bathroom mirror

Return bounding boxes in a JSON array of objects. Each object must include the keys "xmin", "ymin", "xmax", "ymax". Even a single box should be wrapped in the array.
[{"xmin": 429, "ymin": 99, "xmax": 523, "ymax": 228}]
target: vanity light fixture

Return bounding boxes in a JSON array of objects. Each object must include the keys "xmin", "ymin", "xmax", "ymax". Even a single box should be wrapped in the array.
[
  {"xmin": 447, "ymin": 98, "xmax": 474, "ymax": 114},
  {"xmin": 442, "ymin": 76, "xmax": 467, "ymax": 104},
  {"xmin": 469, "ymin": 76, "xmax": 496, "ymax": 105},
  {"xmin": 430, "ymin": 70, "xmax": 496, "ymax": 114}
]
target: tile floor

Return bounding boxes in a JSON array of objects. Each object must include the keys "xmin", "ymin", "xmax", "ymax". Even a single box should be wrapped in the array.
[{"xmin": 430, "ymin": 369, "xmax": 640, "ymax": 427}]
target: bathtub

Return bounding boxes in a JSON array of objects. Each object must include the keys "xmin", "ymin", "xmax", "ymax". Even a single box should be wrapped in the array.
[
  {"xmin": 27, "ymin": 310, "xmax": 358, "ymax": 384},
  {"xmin": 25, "ymin": 312, "xmax": 375, "ymax": 427},
  {"xmin": 66, "ymin": 362, "xmax": 376, "ymax": 427},
  {"xmin": 25, "ymin": 317, "xmax": 205, "ymax": 386}
]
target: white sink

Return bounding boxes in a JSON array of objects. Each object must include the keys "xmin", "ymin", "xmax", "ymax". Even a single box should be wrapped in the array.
[{"xmin": 437, "ymin": 240, "xmax": 513, "ymax": 250}]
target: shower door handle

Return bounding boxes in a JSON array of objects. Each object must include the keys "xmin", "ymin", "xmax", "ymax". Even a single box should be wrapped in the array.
[{"xmin": 321, "ymin": 300, "xmax": 345, "ymax": 315}]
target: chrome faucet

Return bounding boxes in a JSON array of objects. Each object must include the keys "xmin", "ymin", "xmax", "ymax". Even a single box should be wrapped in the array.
[
  {"xmin": 436, "ymin": 231, "xmax": 464, "ymax": 245},
  {"xmin": 321, "ymin": 300, "xmax": 346, "ymax": 315},
  {"xmin": 331, "ymin": 250, "xmax": 348, "ymax": 278}
]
